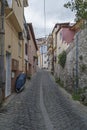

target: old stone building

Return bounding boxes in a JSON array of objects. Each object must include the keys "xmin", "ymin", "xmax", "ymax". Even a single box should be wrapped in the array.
[
  {"xmin": 55, "ymin": 25, "xmax": 87, "ymax": 92},
  {"xmin": 52, "ymin": 23, "xmax": 77, "ymax": 77}
]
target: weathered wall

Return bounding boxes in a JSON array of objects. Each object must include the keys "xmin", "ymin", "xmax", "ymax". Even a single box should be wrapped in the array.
[
  {"xmin": 55, "ymin": 28, "xmax": 87, "ymax": 90},
  {"xmin": 28, "ymin": 26, "xmax": 37, "ymax": 75},
  {"xmin": 5, "ymin": 19, "xmax": 23, "ymax": 71},
  {"xmin": 13, "ymin": 0, "xmax": 24, "ymax": 30}
]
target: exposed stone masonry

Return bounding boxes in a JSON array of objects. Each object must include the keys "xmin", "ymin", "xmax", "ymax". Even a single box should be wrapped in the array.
[{"xmin": 55, "ymin": 28, "xmax": 87, "ymax": 91}]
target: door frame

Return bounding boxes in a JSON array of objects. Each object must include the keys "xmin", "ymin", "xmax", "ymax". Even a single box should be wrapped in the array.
[{"xmin": 5, "ymin": 52, "xmax": 11, "ymax": 97}]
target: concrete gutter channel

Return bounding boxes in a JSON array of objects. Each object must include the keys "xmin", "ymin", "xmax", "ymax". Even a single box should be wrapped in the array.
[{"xmin": 40, "ymin": 79, "xmax": 54, "ymax": 130}]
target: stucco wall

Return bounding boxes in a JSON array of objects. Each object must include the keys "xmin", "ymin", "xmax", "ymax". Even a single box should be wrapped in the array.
[
  {"xmin": 5, "ymin": 19, "xmax": 23, "ymax": 71},
  {"xmin": 28, "ymin": 27, "xmax": 37, "ymax": 75},
  {"xmin": 13, "ymin": 0, "xmax": 24, "ymax": 30},
  {"xmin": 62, "ymin": 28, "xmax": 75, "ymax": 44}
]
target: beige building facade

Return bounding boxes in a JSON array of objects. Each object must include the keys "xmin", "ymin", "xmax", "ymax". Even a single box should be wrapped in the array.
[
  {"xmin": 36, "ymin": 37, "xmax": 47, "ymax": 69},
  {"xmin": 47, "ymin": 34, "xmax": 53, "ymax": 72},
  {"xmin": 2, "ymin": 0, "xmax": 28, "ymax": 99},
  {"xmin": 23, "ymin": 17, "xmax": 30, "ymax": 75},
  {"xmin": 28, "ymin": 23, "xmax": 38, "ymax": 76}
]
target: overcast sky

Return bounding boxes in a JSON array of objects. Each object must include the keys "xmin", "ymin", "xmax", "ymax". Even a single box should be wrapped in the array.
[{"xmin": 24, "ymin": 0, "xmax": 75, "ymax": 38}]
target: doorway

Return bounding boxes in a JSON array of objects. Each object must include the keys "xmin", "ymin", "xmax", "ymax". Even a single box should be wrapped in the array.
[{"xmin": 5, "ymin": 52, "xmax": 11, "ymax": 97}]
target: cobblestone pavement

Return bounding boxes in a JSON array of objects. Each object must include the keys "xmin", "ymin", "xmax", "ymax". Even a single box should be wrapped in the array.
[{"xmin": 0, "ymin": 70, "xmax": 87, "ymax": 130}]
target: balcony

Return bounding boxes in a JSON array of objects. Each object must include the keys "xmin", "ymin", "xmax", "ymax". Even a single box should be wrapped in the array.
[
  {"xmin": 23, "ymin": 0, "xmax": 28, "ymax": 7},
  {"xmin": 5, "ymin": 0, "xmax": 25, "ymax": 32}
]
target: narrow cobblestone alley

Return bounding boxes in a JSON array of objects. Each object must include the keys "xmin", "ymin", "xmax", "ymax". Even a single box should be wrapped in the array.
[{"xmin": 0, "ymin": 70, "xmax": 87, "ymax": 130}]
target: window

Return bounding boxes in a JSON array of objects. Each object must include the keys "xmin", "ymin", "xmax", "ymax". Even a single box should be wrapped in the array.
[
  {"xmin": 60, "ymin": 31, "xmax": 62, "ymax": 40},
  {"xmin": 45, "ymin": 54, "xmax": 47, "ymax": 57},
  {"xmin": 18, "ymin": 42, "xmax": 21, "ymax": 57},
  {"xmin": 58, "ymin": 47, "xmax": 61, "ymax": 50},
  {"xmin": 25, "ymin": 43, "xmax": 28, "ymax": 55}
]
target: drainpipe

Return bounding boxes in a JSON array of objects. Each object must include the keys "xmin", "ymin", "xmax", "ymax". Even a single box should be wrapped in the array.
[
  {"xmin": 52, "ymin": 35, "xmax": 54, "ymax": 74},
  {"xmin": 0, "ymin": 0, "xmax": 5, "ymax": 101},
  {"xmin": 41, "ymin": 45, "xmax": 43, "ymax": 68},
  {"xmin": 75, "ymin": 31, "xmax": 80, "ymax": 93}
]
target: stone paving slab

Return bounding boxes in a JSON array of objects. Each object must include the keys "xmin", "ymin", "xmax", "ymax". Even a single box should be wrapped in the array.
[
  {"xmin": 0, "ymin": 70, "xmax": 87, "ymax": 130},
  {"xmin": 42, "ymin": 71, "xmax": 87, "ymax": 130}
]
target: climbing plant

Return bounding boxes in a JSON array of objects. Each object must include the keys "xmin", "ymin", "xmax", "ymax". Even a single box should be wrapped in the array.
[
  {"xmin": 80, "ymin": 64, "xmax": 87, "ymax": 72},
  {"xmin": 58, "ymin": 51, "xmax": 67, "ymax": 68}
]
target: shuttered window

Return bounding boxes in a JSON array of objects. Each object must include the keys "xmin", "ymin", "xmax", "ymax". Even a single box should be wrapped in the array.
[{"xmin": 25, "ymin": 43, "xmax": 28, "ymax": 55}]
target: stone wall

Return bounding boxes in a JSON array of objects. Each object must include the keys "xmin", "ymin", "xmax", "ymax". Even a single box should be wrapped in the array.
[{"xmin": 55, "ymin": 28, "xmax": 87, "ymax": 91}]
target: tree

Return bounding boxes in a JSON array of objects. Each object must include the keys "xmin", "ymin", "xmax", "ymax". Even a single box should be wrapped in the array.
[{"xmin": 64, "ymin": 0, "xmax": 87, "ymax": 21}]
